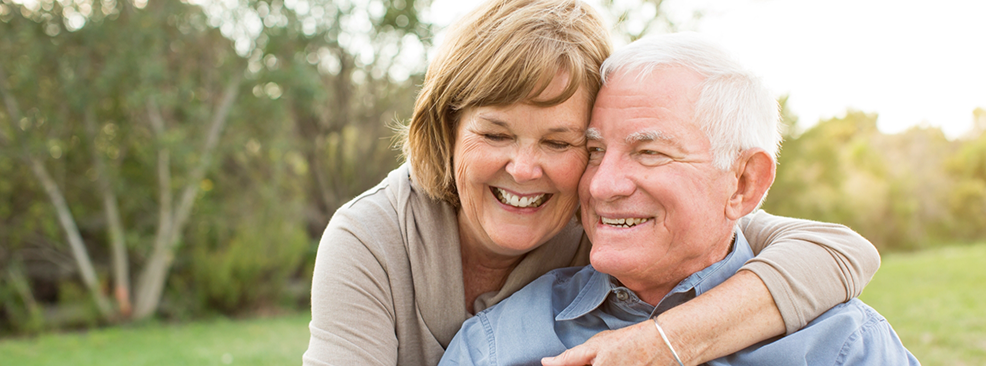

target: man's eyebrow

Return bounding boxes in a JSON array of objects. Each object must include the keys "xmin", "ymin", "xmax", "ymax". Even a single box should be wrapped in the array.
[
  {"xmin": 586, "ymin": 128, "xmax": 602, "ymax": 141},
  {"xmin": 626, "ymin": 130, "xmax": 673, "ymax": 144}
]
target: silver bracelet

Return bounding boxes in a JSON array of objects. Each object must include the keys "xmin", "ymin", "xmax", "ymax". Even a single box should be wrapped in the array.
[{"xmin": 653, "ymin": 317, "xmax": 685, "ymax": 366}]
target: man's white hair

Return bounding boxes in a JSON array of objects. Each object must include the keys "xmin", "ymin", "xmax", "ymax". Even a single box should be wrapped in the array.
[{"xmin": 600, "ymin": 32, "xmax": 781, "ymax": 170}]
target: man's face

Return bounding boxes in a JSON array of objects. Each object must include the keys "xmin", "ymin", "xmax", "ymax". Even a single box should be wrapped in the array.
[{"xmin": 579, "ymin": 67, "xmax": 738, "ymax": 297}]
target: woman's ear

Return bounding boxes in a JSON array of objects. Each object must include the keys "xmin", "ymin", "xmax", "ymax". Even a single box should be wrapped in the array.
[{"xmin": 725, "ymin": 149, "xmax": 776, "ymax": 220}]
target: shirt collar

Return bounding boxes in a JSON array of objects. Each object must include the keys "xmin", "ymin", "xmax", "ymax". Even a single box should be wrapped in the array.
[{"xmin": 556, "ymin": 227, "xmax": 754, "ymax": 321}]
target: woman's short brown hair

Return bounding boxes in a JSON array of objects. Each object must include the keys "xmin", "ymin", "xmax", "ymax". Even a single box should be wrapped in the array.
[{"xmin": 398, "ymin": 0, "xmax": 612, "ymax": 206}]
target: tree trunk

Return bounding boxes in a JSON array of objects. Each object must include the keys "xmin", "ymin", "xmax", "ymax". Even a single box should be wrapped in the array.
[
  {"xmin": 0, "ymin": 64, "xmax": 114, "ymax": 319},
  {"xmin": 132, "ymin": 73, "xmax": 242, "ymax": 320},
  {"xmin": 28, "ymin": 157, "xmax": 115, "ymax": 318},
  {"xmin": 85, "ymin": 109, "xmax": 132, "ymax": 317}
]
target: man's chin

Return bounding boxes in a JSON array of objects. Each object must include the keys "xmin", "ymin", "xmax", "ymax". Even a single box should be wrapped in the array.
[{"xmin": 588, "ymin": 250, "xmax": 629, "ymax": 274}]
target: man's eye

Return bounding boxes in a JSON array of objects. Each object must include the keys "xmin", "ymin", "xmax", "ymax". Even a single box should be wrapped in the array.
[
  {"xmin": 638, "ymin": 150, "xmax": 672, "ymax": 165},
  {"xmin": 587, "ymin": 147, "xmax": 605, "ymax": 162}
]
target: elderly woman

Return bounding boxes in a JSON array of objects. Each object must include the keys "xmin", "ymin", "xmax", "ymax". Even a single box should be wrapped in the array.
[{"xmin": 303, "ymin": 0, "xmax": 879, "ymax": 365}]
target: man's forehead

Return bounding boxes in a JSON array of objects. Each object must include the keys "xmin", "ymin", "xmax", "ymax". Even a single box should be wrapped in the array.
[{"xmin": 586, "ymin": 127, "xmax": 676, "ymax": 145}]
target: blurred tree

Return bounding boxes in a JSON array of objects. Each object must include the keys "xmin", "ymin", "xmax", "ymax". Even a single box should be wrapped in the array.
[
  {"xmin": 226, "ymin": 0, "xmax": 433, "ymax": 235},
  {"xmin": 598, "ymin": 0, "xmax": 680, "ymax": 43},
  {"xmin": 1, "ymin": 0, "xmax": 435, "ymax": 331},
  {"xmin": 766, "ymin": 111, "xmax": 898, "ymax": 250},
  {"xmin": 765, "ymin": 107, "xmax": 969, "ymax": 251},
  {"xmin": 1, "ymin": 0, "xmax": 250, "ymax": 323},
  {"xmin": 946, "ymin": 121, "xmax": 986, "ymax": 240},
  {"xmin": 1, "ymin": 2, "xmax": 117, "ymax": 320},
  {"xmin": 970, "ymin": 107, "xmax": 986, "ymax": 137}
]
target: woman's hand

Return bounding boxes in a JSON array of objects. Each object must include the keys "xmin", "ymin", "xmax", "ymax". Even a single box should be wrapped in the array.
[{"xmin": 541, "ymin": 320, "xmax": 676, "ymax": 366}]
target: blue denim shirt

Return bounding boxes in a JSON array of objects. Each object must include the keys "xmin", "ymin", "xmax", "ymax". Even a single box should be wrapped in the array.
[{"xmin": 440, "ymin": 229, "xmax": 919, "ymax": 366}]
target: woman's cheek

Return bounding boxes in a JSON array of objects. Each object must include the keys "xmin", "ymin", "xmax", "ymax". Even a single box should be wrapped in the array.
[{"xmin": 556, "ymin": 148, "xmax": 590, "ymax": 191}]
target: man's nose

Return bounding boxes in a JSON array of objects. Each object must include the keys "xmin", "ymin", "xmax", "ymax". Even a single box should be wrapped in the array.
[
  {"xmin": 505, "ymin": 145, "xmax": 544, "ymax": 182},
  {"xmin": 588, "ymin": 153, "xmax": 635, "ymax": 201}
]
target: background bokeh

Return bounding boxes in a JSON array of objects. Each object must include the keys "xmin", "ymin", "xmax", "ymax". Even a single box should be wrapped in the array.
[{"xmin": 1, "ymin": 0, "xmax": 984, "ymax": 364}]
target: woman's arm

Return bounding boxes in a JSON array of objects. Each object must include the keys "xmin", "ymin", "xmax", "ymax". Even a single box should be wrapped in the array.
[
  {"xmin": 303, "ymin": 212, "xmax": 399, "ymax": 366},
  {"xmin": 542, "ymin": 210, "xmax": 880, "ymax": 366},
  {"xmin": 738, "ymin": 209, "xmax": 880, "ymax": 334}
]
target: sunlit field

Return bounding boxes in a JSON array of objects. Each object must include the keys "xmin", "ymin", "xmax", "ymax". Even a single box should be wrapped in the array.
[
  {"xmin": 860, "ymin": 242, "xmax": 986, "ymax": 366},
  {"xmin": 0, "ymin": 313, "xmax": 311, "ymax": 366},
  {"xmin": 2, "ymin": 243, "xmax": 983, "ymax": 366}
]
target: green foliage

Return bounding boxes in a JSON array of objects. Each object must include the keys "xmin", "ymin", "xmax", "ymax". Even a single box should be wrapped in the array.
[
  {"xmin": 1, "ymin": 0, "xmax": 430, "ymax": 333},
  {"xmin": 53, "ymin": 281, "xmax": 103, "ymax": 328},
  {"xmin": 767, "ymin": 111, "xmax": 899, "ymax": 249},
  {"xmin": 0, "ymin": 267, "xmax": 46, "ymax": 335},
  {"xmin": 764, "ymin": 108, "xmax": 978, "ymax": 252},
  {"xmin": 186, "ymin": 207, "xmax": 310, "ymax": 314},
  {"xmin": 944, "ymin": 133, "xmax": 986, "ymax": 239}
]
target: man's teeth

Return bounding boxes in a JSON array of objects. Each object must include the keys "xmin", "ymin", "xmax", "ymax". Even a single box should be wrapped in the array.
[
  {"xmin": 601, "ymin": 217, "xmax": 650, "ymax": 228},
  {"xmin": 494, "ymin": 188, "xmax": 546, "ymax": 208}
]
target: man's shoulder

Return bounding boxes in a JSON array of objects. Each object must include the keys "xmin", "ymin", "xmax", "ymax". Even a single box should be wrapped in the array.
[{"xmin": 711, "ymin": 299, "xmax": 919, "ymax": 365}]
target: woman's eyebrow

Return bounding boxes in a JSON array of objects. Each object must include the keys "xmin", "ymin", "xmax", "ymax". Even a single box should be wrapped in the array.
[
  {"xmin": 546, "ymin": 126, "xmax": 585, "ymax": 135},
  {"xmin": 477, "ymin": 116, "xmax": 509, "ymax": 127}
]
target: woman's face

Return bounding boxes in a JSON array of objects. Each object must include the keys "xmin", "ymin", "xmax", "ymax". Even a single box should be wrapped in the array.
[{"xmin": 453, "ymin": 76, "xmax": 590, "ymax": 258}]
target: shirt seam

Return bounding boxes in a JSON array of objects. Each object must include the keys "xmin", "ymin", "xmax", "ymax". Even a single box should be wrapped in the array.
[
  {"xmin": 479, "ymin": 313, "xmax": 498, "ymax": 366},
  {"xmin": 833, "ymin": 302, "xmax": 883, "ymax": 366}
]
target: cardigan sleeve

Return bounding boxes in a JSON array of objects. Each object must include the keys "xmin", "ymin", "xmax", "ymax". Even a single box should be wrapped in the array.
[
  {"xmin": 303, "ymin": 203, "xmax": 400, "ymax": 366},
  {"xmin": 738, "ymin": 210, "xmax": 881, "ymax": 335}
]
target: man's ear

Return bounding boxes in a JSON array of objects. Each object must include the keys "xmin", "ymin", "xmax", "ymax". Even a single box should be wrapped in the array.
[{"xmin": 725, "ymin": 149, "xmax": 775, "ymax": 220}]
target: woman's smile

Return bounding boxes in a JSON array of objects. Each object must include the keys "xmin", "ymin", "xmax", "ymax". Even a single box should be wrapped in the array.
[{"xmin": 491, "ymin": 187, "xmax": 551, "ymax": 209}]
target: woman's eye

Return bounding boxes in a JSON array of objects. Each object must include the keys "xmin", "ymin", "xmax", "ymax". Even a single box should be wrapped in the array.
[
  {"xmin": 482, "ymin": 133, "xmax": 510, "ymax": 142},
  {"xmin": 545, "ymin": 140, "xmax": 571, "ymax": 150}
]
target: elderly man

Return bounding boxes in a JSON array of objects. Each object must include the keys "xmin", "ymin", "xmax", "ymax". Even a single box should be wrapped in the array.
[{"xmin": 438, "ymin": 33, "xmax": 918, "ymax": 366}]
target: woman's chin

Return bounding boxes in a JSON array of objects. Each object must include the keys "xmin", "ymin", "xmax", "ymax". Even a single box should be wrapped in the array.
[{"xmin": 486, "ymin": 234, "xmax": 548, "ymax": 257}]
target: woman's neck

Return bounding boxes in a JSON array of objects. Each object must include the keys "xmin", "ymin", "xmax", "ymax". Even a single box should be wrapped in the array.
[{"xmin": 458, "ymin": 229, "xmax": 525, "ymax": 314}]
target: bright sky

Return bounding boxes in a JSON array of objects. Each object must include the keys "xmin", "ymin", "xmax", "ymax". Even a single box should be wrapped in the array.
[{"xmin": 426, "ymin": 0, "xmax": 986, "ymax": 139}]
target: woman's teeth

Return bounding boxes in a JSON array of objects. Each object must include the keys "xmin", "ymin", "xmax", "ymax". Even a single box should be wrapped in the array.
[
  {"xmin": 601, "ymin": 217, "xmax": 649, "ymax": 228},
  {"xmin": 494, "ymin": 188, "xmax": 546, "ymax": 208}
]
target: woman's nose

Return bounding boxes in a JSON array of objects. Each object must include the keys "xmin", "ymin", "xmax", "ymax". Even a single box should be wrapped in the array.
[{"xmin": 505, "ymin": 146, "xmax": 543, "ymax": 182}]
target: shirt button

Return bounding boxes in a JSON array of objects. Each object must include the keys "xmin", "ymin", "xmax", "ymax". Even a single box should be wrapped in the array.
[{"xmin": 616, "ymin": 290, "xmax": 629, "ymax": 301}]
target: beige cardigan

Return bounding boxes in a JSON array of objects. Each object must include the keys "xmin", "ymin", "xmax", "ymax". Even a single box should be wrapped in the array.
[{"xmin": 303, "ymin": 164, "xmax": 878, "ymax": 365}]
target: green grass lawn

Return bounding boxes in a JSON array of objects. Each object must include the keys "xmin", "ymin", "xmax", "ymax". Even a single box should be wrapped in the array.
[
  {"xmin": 0, "ymin": 313, "xmax": 311, "ymax": 365},
  {"xmin": 2, "ymin": 243, "xmax": 984, "ymax": 365},
  {"xmin": 860, "ymin": 242, "xmax": 986, "ymax": 366}
]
